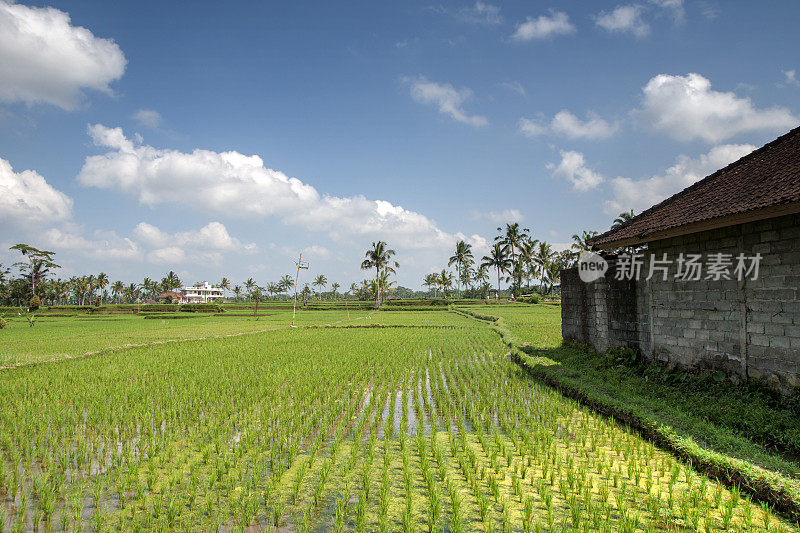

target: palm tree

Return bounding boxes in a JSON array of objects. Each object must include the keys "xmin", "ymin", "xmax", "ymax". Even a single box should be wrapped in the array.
[
  {"xmin": 219, "ymin": 277, "xmax": 231, "ymax": 296},
  {"xmin": 313, "ymin": 274, "xmax": 327, "ymax": 298},
  {"xmin": 331, "ymin": 282, "xmax": 340, "ymax": 299},
  {"xmin": 517, "ymin": 236, "xmax": 540, "ymax": 291},
  {"xmin": 533, "ymin": 242, "xmax": 555, "ymax": 290},
  {"xmin": 162, "ymin": 271, "xmax": 181, "ymax": 292},
  {"xmin": 266, "ymin": 282, "xmax": 279, "ymax": 300},
  {"xmin": 438, "ymin": 270, "xmax": 453, "ymax": 299},
  {"xmin": 244, "ymin": 278, "xmax": 256, "ymax": 300},
  {"xmin": 370, "ymin": 270, "xmax": 397, "ymax": 303},
  {"xmin": 571, "ymin": 230, "xmax": 598, "ymax": 254},
  {"xmin": 360, "ymin": 241, "xmax": 398, "ymax": 307},
  {"xmin": 422, "ymin": 273, "xmax": 439, "ymax": 298},
  {"xmin": 495, "ymin": 223, "xmax": 532, "ymax": 296},
  {"xmin": 279, "ymin": 274, "xmax": 295, "ymax": 294},
  {"xmin": 481, "ymin": 243, "xmax": 511, "ymax": 299},
  {"xmin": 95, "ymin": 272, "xmax": 109, "ymax": 303},
  {"xmin": 233, "ymin": 285, "xmax": 242, "ymax": 301},
  {"xmin": 448, "ymin": 240, "xmax": 474, "ymax": 299},
  {"xmin": 612, "ymin": 209, "xmax": 635, "ymax": 229},
  {"xmin": 141, "ymin": 277, "xmax": 155, "ymax": 299},
  {"xmin": 111, "ymin": 281, "xmax": 125, "ymax": 303},
  {"xmin": 349, "ymin": 283, "xmax": 359, "ymax": 300},
  {"xmin": 124, "ymin": 283, "xmax": 139, "ymax": 304}
]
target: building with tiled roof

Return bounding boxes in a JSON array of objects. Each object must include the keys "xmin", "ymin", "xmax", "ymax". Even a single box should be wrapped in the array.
[{"xmin": 562, "ymin": 126, "xmax": 800, "ymax": 393}]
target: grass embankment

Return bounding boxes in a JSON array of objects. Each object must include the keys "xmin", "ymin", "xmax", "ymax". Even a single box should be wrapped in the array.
[{"xmin": 455, "ymin": 304, "xmax": 800, "ymax": 519}]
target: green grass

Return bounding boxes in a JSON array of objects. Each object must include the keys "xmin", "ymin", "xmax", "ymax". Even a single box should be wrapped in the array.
[
  {"xmin": 0, "ymin": 309, "xmax": 473, "ymax": 367},
  {"xmin": 0, "ymin": 307, "xmax": 797, "ymax": 531}
]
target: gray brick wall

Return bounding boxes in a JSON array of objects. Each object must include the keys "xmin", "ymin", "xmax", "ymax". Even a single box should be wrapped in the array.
[{"xmin": 561, "ymin": 212, "xmax": 800, "ymax": 393}]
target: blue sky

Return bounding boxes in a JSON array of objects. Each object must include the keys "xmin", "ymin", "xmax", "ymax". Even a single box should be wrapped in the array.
[{"xmin": 1, "ymin": 0, "xmax": 798, "ymax": 290}]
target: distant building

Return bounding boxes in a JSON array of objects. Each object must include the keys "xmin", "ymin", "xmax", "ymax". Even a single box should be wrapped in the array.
[
  {"xmin": 181, "ymin": 282, "xmax": 224, "ymax": 303},
  {"xmin": 156, "ymin": 291, "xmax": 188, "ymax": 304}
]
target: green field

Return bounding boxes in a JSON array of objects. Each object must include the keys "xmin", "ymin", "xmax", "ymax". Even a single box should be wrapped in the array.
[{"xmin": 0, "ymin": 307, "xmax": 796, "ymax": 531}]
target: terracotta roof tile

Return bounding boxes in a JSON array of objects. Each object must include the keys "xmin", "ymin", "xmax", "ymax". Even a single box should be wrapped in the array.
[{"xmin": 592, "ymin": 126, "xmax": 800, "ymax": 248}]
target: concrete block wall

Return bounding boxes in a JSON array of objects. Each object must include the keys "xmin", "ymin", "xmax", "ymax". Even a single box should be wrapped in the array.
[{"xmin": 561, "ymin": 212, "xmax": 800, "ymax": 393}]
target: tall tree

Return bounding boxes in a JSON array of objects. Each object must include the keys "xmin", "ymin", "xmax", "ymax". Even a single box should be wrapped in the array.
[
  {"xmin": 10, "ymin": 244, "xmax": 60, "ymax": 298},
  {"xmin": 438, "ymin": 270, "xmax": 453, "ymax": 299},
  {"xmin": 360, "ymin": 241, "xmax": 399, "ymax": 307},
  {"xmin": 533, "ymin": 242, "xmax": 555, "ymax": 291},
  {"xmin": 279, "ymin": 274, "xmax": 295, "ymax": 294},
  {"xmin": 481, "ymin": 243, "xmax": 511, "ymax": 299},
  {"xmin": 219, "ymin": 277, "xmax": 231, "ymax": 294},
  {"xmin": 448, "ymin": 240, "xmax": 474, "ymax": 299},
  {"xmin": 312, "ymin": 274, "xmax": 327, "ymax": 298},
  {"xmin": 112, "ymin": 281, "xmax": 125, "ymax": 303},
  {"xmin": 495, "ymin": 224, "xmax": 531, "ymax": 297},
  {"xmin": 331, "ymin": 282, "xmax": 340, "ymax": 298},
  {"xmin": 422, "ymin": 273, "xmax": 439, "ymax": 298},
  {"xmin": 161, "ymin": 271, "xmax": 182, "ymax": 292}
]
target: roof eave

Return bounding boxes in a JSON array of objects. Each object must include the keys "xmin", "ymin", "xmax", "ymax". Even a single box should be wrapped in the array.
[{"xmin": 592, "ymin": 200, "xmax": 800, "ymax": 250}]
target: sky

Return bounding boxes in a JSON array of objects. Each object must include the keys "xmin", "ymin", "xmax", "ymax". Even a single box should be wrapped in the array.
[{"xmin": 1, "ymin": 0, "xmax": 799, "ymax": 291}]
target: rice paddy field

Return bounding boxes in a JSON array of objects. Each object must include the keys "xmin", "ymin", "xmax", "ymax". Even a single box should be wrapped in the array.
[{"xmin": 0, "ymin": 306, "xmax": 797, "ymax": 532}]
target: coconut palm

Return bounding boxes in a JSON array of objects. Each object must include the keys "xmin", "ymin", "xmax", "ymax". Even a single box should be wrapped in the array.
[
  {"xmin": 481, "ymin": 243, "xmax": 512, "ymax": 299},
  {"xmin": 360, "ymin": 241, "xmax": 399, "ymax": 307},
  {"xmin": 533, "ymin": 242, "xmax": 555, "ymax": 290},
  {"xmin": 161, "ymin": 271, "xmax": 182, "ymax": 292},
  {"xmin": 111, "ymin": 281, "xmax": 125, "ymax": 303},
  {"xmin": 571, "ymin": 230, "xmax": 598, "ymax": 254},
  {"xmin": 438, "ymin": 270, "xmax": 453, "ymax": 299},
  {"xmin": 370, "ymin": 270, "xmax": 397, "ymax": 303},
  {"xmin": 423, "ymin": 273, "xmax": 439, "ymax": 298},
  {"xmin": 448, "ymin": 240, "xmax": 474, "ymax": 298},
  {"xmin": 219, "ymin": 277, "xmax": 231, "ymax": 295},
  {"xmin": 495, "ymin": 224, "xmax": 531, "ymax": 296},
  {"xmin": 233, "ymin": 285, "xmax": 242, "ymax": 300},
  {"xmin": 279, "ymin": 274, "xmax": 295, "ymax": 294},
  {"xmin": 331, "ymin": 282, "xmax": 340, "ymax": 298},
  {"xmin": 612, "ymin": 209, "xmax": 635, "ymax": 229},
  {"xmin": 244, "ymin": 278, "xmax": 256, "ymax": 300},
  {"xmin": 266, "ymin": 282, "xmax": 279, "ymax": 300},
  {"xmin": 313, "ymin": 274, "xmax": 327, "ymax": 298}
]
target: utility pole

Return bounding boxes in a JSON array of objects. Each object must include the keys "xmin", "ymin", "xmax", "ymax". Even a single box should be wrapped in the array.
[{"xmin": 291, "ymin": 253, "xmax": 309, "ymax": 327}]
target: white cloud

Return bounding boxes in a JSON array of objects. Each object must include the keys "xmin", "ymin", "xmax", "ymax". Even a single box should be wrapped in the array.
[
  {"xmin": 302, "ymin": 245, "xmax": 331, "ymax": 259},
  {"xmin": 471, "ymin": 209, "xmax": 525, "ymax": 224},
  {"xmin": 41, "ymin": 220, "xmax": 255, "ymax": 265},
  {"xmin": 638, "ymin": 73, "xmax": 799, "ymax": 142},
  {"xmin": 147, "ymin": 246, "xmax": 186, "ymax": 265},
  {"xmin": 511, "ymin": 10, "xmax": 575, "ymax": 41},
  {"xmin": 40, "ymin": 226, "xmax": 141, "ymax": 261},
  {"xmin": 649, "ymin": 0, "xmax": 684, "ymax": 21},
  {"xmin": 782, "ymin": 69, "xmax": 799, "ymax": 87},
  {"xmin": 78, "ymin": 125, "xmax": 484, "ymax": 251},
  {"xmin": 132, "ymin": 221, "xmax": 252, "ymax": 252},
  {"xmin": 133, "ymin": 109, "xmax": 162, "ymax": 128},
  {"xmin": 0, "ymin": 157, "xmax": 73, "ymax": 225},
  {"xmin": 517, "ymin": 117, "xmax": 549, "ymax": 137},
  {"xmin": 547, "ymin": 150, "xmax": 604, "ymax": 192},
  {"xmin": 500, "ymin": 81, "xmax": 526, "ymax": 97},
  {"xmin": 595, "ymin": 5, "xmax": 650, "ymax": 37},
  {"xmin": 407, "ymin": 77, "xmax": 488, "ymax": 127},
  {"xmin": 459, "ymin": 2, "xmax": 502, "ymax": 24},
  {"xmin": 603, "ymin": 143, "xmax": 756, "ymax": 214},
  {"xmin": 0, "ymin": 1, "xmax": 126, "ymax": 109},
  {"xmin": 518, "ymin": 110, "xmax": 618, "ymax": 140}
]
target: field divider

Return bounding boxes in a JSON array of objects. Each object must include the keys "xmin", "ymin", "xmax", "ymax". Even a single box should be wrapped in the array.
[{"xmin": 450, "ymin": 306, "xmax": 800, "ymax": 520}]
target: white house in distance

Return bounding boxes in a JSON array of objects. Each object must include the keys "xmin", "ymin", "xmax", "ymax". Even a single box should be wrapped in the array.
[{"xmin": 180, "ymin": 282, "xmax": 224, "ymax": 303}]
